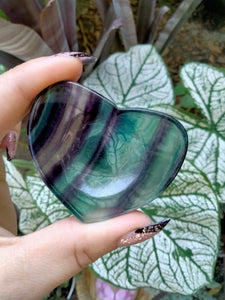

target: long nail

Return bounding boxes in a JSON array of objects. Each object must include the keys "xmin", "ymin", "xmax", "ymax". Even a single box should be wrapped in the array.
[
  {"xmin": 118, "ymin": 218, "xmax": 170, "ymax": 248},
  {"xmin": 55, "ymin": 52, "xmax": 97, "ymax": 65},
  {"xmin": 5, "ymin": 131, "xmax": 18, "ymax": 161}
]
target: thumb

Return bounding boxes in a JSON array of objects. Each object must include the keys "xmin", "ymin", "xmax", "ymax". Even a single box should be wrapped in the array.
[
  {"xmin": 0, "ymin": 55, "xmax": 83, "ymax": 140},
  {"xmin": 0, "ymin": 212, "xmax": 169, "ymax": 300}
]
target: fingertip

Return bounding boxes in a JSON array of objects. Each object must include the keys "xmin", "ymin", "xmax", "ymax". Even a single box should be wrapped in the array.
[
  {"xmin": 81, "ymin": 210, "xmax": 152, "ymax": 254},
  {"xmin": 94, "ymin": 210, "xmax": 151, "ymax": 234},
  {"xmin": 47, "ymin": 55, "xmax": 83, "ymax": 82}
]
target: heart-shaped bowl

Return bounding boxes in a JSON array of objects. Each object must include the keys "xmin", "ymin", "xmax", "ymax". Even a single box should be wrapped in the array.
[{"xmin": 28, "ymin": 81, "xmax": 188, "ymax": 223}]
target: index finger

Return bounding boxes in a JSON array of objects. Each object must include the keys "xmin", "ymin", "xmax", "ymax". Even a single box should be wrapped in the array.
[{"xmin": 0, "ymin": 55, "xmax": 83, "ymax": 140}]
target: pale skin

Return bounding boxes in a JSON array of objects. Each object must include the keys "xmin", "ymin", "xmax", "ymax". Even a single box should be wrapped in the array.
[{"xmin": 0, "ymin": 56, "xmax": 152, "ymax": 300}]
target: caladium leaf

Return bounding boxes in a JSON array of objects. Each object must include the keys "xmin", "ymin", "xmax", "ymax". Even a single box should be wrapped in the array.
[
  {"xmin": 179, "ymin": 63, "xmax": 225, "ymax": 204},
  {"xmin": 4, "ymin": 157, "xmax": 70, "ymax": 234},
  {"xmin": 0, "ymin": 17, "xmax": 53, "ymax": 61},
  {"xmin": 156, "ymin": 63, "xmax": 225, "ymax": 204},
  {"xmin": 84, "ymin": 45, "xmax": 220, "ymax": 294},
  {"xmin": 84, "ymin": 44, "xmax": 174, "ymax": 108},
  {"xmin": 0, "ymin": 0, "xmax": 42, "ymax": 33},
  {"xmin": 92, "ymin": 164, "xmax": 219, "ymax": 294}
]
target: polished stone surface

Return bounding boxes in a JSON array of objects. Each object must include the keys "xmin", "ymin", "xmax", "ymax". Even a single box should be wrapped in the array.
[{"xmin": 28, "ymin": 82, "xmax": 188, "ymax": 222}]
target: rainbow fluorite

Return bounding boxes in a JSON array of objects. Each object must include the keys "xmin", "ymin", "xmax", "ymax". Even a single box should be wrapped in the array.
[{"xmin": 28, "ymin": 81, "xmax": 188, "ymax": 222}]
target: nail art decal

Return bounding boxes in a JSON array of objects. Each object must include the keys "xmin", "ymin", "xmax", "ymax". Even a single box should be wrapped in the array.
[
  {"xmin": 118, "ymin": 218, "xmax": 170, "ymax": 247},
  {"xmin": 55, "ymin": 52, "xmax": 97, "ymax": 65}
]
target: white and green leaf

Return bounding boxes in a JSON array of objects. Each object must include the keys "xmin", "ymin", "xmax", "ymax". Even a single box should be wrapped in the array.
[
  {"xmin": 4, "ymin": 157, "xmax": 70, "ymax": 234},
  {"xmin": 85, "ymin": 46, "xmax": 220, "ymax": 294},
  {"xmin": 179, "ymin": 63, "xmax": 225, "ymax": 203},
  {"xmin": 84, "ymin": 44, "xmax": 174, "ymax": 109},
  {"xmin": 91, "ymin": 160, "xmax": 219, "ymax": 294}
]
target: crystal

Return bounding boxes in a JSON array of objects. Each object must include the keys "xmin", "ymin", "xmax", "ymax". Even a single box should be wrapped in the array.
[{"xmin": 28, "ymin": 82, "xmax": 188, "ymax": 222}]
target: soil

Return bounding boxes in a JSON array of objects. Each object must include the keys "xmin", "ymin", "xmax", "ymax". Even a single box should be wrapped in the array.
[{"xmin": 163, "ymin": 3, "xmax": 225, "ymax": 85}]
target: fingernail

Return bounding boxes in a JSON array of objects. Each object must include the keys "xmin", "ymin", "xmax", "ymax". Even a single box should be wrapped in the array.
[
  {"xmin": 54, "ymin": 52, "xmax": 97, "ymax": 65},
  {"xmin": 6, "ymin": 131, "xmax": 18, "ymax": 161},
  {"xmin": 118, "ymin": 218, "xmax": 170, "ymax": 248}
]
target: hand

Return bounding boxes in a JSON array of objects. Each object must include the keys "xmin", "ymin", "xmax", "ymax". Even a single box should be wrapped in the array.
[{"xmin": 0, "ymin": 55, "xmax": 165, "ymax": 300}]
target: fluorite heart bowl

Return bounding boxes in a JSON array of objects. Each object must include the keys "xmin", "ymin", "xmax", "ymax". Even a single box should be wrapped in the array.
[{"xmin": 28, "ymin": 81, "xmax": 188, "ymax": 223}]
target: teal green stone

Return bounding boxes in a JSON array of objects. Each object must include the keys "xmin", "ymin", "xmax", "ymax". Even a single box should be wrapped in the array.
[{"xmin": 28, "ymin": 81, "xmax": 188, "ymax": 222}]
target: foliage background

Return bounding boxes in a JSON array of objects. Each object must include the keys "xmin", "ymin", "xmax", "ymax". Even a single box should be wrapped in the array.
[{"xmin": 0, "ymin": 0, "xmax": 225, "ymax": 299}]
